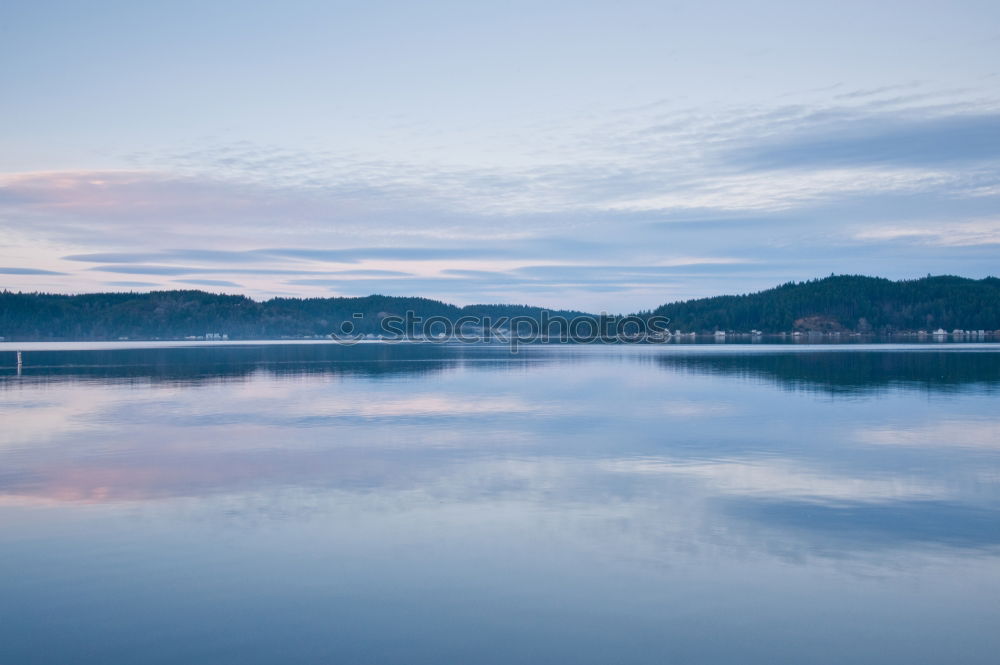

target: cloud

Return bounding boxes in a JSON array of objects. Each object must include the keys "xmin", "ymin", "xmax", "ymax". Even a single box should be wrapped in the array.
[
  {"xmin": 285, "ymin": 277, "xmax": 491, "ymax": 292},
  {"xmin": 86, "ymin": 265, "xmax": 197, "ymax": 276},
  {"xmin": 86, "ymin": 264, "xmax": 338, "ymax": 276},
  {"xmin": 0, "ymin": 267, "xmax": 66, "ymax": 274},
  {"xmin": 173, "ymin": 279, "xmax": 242, "ymax": 287},
  {"xmin": 104, "ymin": 281, "xmax": 160, "ymax": 287},
  {"xmin": 441, "ymin": 269, "xmax": 514, "ymax": 280},
  {"xmin": 854, "ymin": 219, "xmax": 1000, "ymax": 247},
  {"xmin": 514, "ymin": 260, "xmax": 760, "ymax": 280},
  {"xmin": 832, "ymin": 83, "xmax": 923, "ymax": 101},
  {"xmin": 64, "ymin": 250, "xmax": 274, "ymax": 264},
  {"xmin": 65, "ymin": 246, "xmax": 536, "ymax": 265},
  {"xmin": 262, "ymin": 247, "xmax": 519, "ymax": 261},
  {"xmin": 730, "ymin": 113, "xmax": 1000, "ymax": 170},
  {"xmin": 329, "ymin": 269, "xmax": 415, "ymax": 277},
  {"xmin": 3, "ymin": 88, "xmax": 1000, "ymax": 310}
]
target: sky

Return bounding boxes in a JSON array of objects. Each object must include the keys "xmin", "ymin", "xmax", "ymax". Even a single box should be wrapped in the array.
[{"xmin": 1, "ymin": 0, "xmax": 999, "ymax": 312}]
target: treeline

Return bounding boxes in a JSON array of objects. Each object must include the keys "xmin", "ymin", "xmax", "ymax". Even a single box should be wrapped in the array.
[
  {"xmin": 3, "ymin": 274, "xmax": 999, "ymax": 340},
  {"xmin": 0, "ymin": 290, "xmax": 592, "ymax": 340},
  {"xmin": 648, "ymin": 275, "xmax": 1000, "ymax": 333}
]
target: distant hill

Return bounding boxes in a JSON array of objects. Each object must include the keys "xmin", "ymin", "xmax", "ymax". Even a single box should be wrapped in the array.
[
  {"xmin": 649, "ymin": 275, "xmax": 1000, "ymax": 333},
  {"xmin": 3, "ymin": 275, "xmax": 999, "ymax": 340},
  {"xmin": 0, "ymin": 290, "xmax": 593, "ymax": 341}
]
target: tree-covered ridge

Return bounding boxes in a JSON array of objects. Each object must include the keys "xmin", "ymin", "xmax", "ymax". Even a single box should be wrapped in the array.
[
  {"xmin": 2, "ymin": 274, "xmax": 999, "ymax": 340},
  {"xmin": 0, "ymin": 290, "xmax": 593, "ymax": 340},
  {"xmin": 649, "ymin": 275, "xmax": 1000, "ymax": 333}
]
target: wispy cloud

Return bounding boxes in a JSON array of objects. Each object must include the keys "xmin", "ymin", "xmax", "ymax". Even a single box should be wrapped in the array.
[
  {"xmin": 86, "ymin": 265, "xmax": 341, "ymax": 276},
  {"xmin": 104, "ymin": 281, "xmax": 160, "ymax": 287},
  {"xmin": 855, "ymin": 219, "xmax": 1000, "ymax": 246},
  {"xmin": 729, "ymin": 112, "xmax": 1000, "ymax": 170},
  {"xmin": 0, "ymin": 267, "xmax": 66, "ymax": 275},
  {"xmin": 173, "ymin": 279, "xmax": 242, "ymax": 287},
  {"xmin": 3, "ymin": 85, "xmax": 1000, "ymax": 309}
]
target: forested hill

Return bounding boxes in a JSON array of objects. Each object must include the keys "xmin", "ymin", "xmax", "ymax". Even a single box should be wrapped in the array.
[
  {"xmin": 650, "ymin": 275, "xmax": 1000, "ymax": 333},
  {"xmin": 4, "ymin": 275, "xmax": 999, "ymax": 340},
  {"xmin": 0, "ymin": 291, "xmax": 592, "ymax": 341}
]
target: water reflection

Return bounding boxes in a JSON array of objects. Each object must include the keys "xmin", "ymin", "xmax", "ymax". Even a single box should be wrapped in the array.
[
  {"xmin": 4, "ymin": 343, "xmax": 1000, "ymax": 394},
  {"xmin": 1, "ymin": 344, "xmax": 999, "ymax": 664},
  {"xmin": 726, "ymin": 498, "xmax": 1000, "ymax": 549},
  {"xmin": 0, "ymin": 343, "xmax": 543, "ymax": 384},
  {"xmin": 653, "ymin": 346, "xmax": 1000, "ymax": 394}
]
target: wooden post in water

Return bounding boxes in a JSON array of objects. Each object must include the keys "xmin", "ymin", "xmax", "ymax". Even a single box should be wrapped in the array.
[{"xmin": 16, "ymin": 350, "xmax": 23, "ymax": 376}]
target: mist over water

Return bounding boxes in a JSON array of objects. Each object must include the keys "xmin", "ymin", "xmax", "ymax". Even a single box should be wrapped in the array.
[{"xmin": 2, "ymin": 343, "xmax": 999, "ymax": 664}]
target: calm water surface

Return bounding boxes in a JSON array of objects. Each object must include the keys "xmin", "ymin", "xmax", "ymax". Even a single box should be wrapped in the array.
[{"xmin": 1, "ymin": 343, "xmax": 999, "ymax": 664}]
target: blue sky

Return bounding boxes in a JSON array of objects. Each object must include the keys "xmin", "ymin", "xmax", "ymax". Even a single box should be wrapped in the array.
[{"xmin": 1, "ymin": 0, "xmax": 999, "ymax": 311}]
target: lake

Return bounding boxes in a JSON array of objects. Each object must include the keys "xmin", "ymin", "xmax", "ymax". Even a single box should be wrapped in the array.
[{"xmin": 1, "ymin": 342, "xmax": 999, "ymax": 664}]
